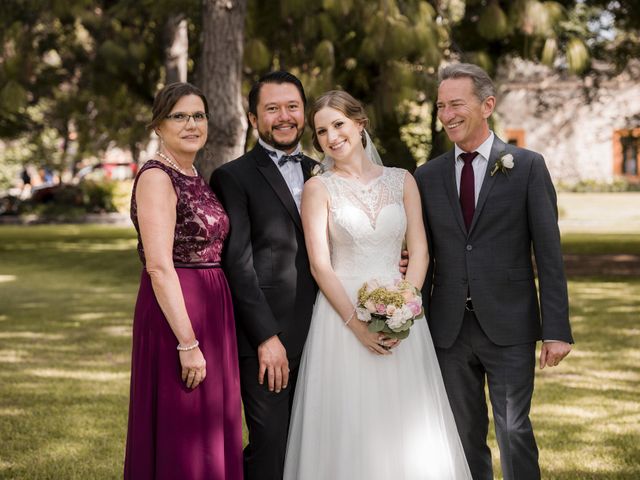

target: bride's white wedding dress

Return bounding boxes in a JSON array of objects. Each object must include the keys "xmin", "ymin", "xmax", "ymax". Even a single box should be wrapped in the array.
[{"xmin": 283, "ymin": 167, "xmax": 471, "ymax": 479}]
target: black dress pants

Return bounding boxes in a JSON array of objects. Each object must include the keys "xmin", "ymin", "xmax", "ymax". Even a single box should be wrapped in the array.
[{"xmin": 239, "ymin": 354, "xmax": 301, "ymax": 480}]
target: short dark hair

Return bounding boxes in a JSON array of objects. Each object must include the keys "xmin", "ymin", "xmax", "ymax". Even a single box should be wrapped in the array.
[
  {"xmin": 248, "ymin": 71, "xmax": 306, "ymax": 115},
  {"xmin": 148, "ymin": 82, "xmax": 209, "ymax": 131}
]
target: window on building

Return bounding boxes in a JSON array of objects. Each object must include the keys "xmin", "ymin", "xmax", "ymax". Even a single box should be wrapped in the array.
[
  {"xmin": 504, "ymin": 129, "xmax": 525, "ymax": 147},
  {"xmin": 621, "ymin": 136, "xmax": 638, "ymax": 175},
  {"xmin": 613, "ymin": 129, "xmax": 640, "ymax": 178}
]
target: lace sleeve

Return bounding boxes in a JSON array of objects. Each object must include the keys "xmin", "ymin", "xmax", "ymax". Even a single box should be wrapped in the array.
[{"xmin": 387, "ymin": 167, "xmax": 408, "ymax": 204}]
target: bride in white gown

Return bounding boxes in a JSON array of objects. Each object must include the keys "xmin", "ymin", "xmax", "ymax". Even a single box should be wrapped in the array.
[{"xmin": 283, "ymin": 90, "xmax": 471, "ymax": 479}]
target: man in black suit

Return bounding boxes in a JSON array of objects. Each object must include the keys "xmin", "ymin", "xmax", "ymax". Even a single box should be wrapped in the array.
[
  {"xmin": 210, "ymin": 71, "xmax": 318, "ymax": 480},
  {"xmin": 415, "ymin": 63, "xmax": 573, "ymax": 480}
]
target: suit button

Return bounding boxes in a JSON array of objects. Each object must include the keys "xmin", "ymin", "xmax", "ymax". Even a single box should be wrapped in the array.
[{"xmin": 466, "ymin": 245, "xmax": 473, "ymax": 251}]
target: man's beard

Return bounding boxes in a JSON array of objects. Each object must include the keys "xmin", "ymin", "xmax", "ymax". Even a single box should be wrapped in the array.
[{"xmin": 259, "ymin": 125, "xmax": 305, "ymax": 151}]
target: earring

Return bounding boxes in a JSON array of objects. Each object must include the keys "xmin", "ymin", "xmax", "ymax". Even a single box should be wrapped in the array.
[{"xmin": 361, "ymin": 130, "xmax": 367, "ymax": 148}]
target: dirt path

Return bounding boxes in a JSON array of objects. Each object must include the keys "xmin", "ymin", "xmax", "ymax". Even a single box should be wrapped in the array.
[{"xmin": 563, "ymin": 254, "xmax": 640, "ymax": 277}]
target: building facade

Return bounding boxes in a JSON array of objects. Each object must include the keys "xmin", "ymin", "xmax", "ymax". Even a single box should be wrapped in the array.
[{"xmin": 494, "ymin": 59, "xmax": 640, "ymax": 185}]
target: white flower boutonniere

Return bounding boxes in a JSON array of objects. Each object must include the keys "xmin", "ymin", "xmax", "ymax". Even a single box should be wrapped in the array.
[
  {"xmin": 491, "ymin": 153, "xmax": 514, "ymax": 177},
  {"xmin": 310, "ymin": 163, "xmax": 325, "ymax": 177}
]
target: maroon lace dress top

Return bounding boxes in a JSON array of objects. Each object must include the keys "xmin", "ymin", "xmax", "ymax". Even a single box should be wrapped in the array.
[{"xmin": 130, "ymin": 160, "xmax": 229, "ymax": 265}]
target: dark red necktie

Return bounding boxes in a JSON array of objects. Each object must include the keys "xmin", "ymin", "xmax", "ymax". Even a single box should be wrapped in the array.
[{"xmin": 459, "ymin": 151, "xmax": 478, "ymax": 231}]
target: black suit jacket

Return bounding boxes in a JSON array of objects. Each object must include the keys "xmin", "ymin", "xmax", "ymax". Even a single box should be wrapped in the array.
[
  {"xmin": 415, "ymin": 136, "xmax": 573, "ymax": 348},
  {"xmin": 210, "ymin": 144, "xmax": 318, "ymax": 357}
]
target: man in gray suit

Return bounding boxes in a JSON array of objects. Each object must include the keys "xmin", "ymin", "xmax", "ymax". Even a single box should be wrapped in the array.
[{"xmin": 415, "ymin": 63, "xmax": 573, "ymax": 480}]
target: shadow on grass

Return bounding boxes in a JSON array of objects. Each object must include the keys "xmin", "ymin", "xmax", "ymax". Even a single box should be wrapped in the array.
[
  {"xmin": 526, "ymin": 277, "xmax": 640, "ymax": 480},
  {"xmin": 1, "ymin": 226, "xmax": 639, "ymax": 478},
  {"xmin": 0, "ymin": 225, "xmax": 138, "ymax": 479}
]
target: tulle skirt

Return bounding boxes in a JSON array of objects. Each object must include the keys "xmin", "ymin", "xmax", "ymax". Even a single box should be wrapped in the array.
[{"xmin": 284, "ymin": 274, "xmax": 471, "ymax": 479}]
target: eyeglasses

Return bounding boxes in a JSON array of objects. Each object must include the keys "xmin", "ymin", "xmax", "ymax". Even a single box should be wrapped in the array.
[{"xmin": 165, "ymin": 112, "xmax": 209, "ymax": 124}]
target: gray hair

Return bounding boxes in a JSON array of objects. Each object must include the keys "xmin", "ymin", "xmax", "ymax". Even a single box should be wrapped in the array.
[{"xmin": 438, "ymin": 63, "xmax": 496, "ymax": 102}]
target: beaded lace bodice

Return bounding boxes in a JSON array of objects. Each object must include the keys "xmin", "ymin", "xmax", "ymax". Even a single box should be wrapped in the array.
[
  {"xmin": 131, "ymin": 160, "xmax": 229, "ymax": 266},
  {"xmin": 317, "ymin": 167, "xmax": 407, "ymax": 279}
]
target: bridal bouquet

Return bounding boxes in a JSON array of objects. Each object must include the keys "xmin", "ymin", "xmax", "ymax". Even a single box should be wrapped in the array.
[{"xmin": 355, "ymin": 279, "xmax": 424, "ymax": 339}]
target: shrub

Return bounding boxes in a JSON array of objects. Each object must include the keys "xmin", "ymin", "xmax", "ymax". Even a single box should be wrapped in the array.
[
  {"xmin": 80, "ymin": 180, "xmax": 119, "ymax": 213},
  {"xmin": 556, "ymin": 178, "xmax": 640, "ymax": 192},
  {"xmin": 14, "ymin": 180, "xmax": 124, "ymax": 220}
]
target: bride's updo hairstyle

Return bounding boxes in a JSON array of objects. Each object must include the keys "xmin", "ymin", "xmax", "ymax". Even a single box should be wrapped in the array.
[{"xmin": 308, "ymin": 90, "xmax": 369, "ymax": 152}]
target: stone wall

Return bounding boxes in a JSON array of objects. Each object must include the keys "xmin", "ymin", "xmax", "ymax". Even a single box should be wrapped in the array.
[{"xmin": 494, "ymin": 59, "xmax": 640, "ymax": 184}]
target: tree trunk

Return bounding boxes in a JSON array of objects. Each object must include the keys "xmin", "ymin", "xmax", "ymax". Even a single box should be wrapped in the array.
[
  {"xmin": 164, "ymin": 14, "xmax": 188, "ymax": 84},
  {"xmin": 197, "ymin": 0, "xmax": 248, "ymax": 182}
]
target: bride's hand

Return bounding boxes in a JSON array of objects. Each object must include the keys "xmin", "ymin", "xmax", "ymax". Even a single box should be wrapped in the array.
[
  {"xmin": 383, "ymin": 337, "xmax": 401, "ymax": 349},
  {"xmin": 348, "ymin": 321, "xmax": 392, "ymax": 355}
]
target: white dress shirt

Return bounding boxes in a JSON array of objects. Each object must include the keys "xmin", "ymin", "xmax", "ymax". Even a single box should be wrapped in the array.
[
  {"xmin": 259, "ymin": 138, "xmax": 304, "ymax": 211},
  {"xmin": 454, "ymin": 131, "xmax": 494, "ymax": 205}
]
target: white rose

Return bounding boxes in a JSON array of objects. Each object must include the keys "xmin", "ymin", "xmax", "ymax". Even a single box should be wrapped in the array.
[
  {"xmin": 501, "ymin": 154, "xmax": 514, "ymax": 169},
  {"xmin": 387, "ymin": 309, "xmax": 407, "ymax": 330},
  {"xmin": 364, "ymin": 299, "xmax": 376, "ymax": 313},
  {"xmin": 356, "ymin": 307, "xmax": 371, "ymax": 322},
  {"xmin": 400, "ymin": 305, "xmax": 414, "ymax": 321}
]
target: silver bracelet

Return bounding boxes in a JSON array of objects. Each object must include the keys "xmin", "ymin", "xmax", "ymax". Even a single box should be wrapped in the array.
[
  {"xmin": 344, "ymin": 309, "xmax": 356, "ymax": 326},
  {"xmin": 177, "ymin": 340, "xmax": 199, "ymax": 351}
]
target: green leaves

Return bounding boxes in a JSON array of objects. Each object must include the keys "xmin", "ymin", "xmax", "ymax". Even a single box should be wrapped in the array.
[
  {"xmin": 0, "ymin": 80, "xmax": 29, "ymax": 113},
  {"xmin": 366, "ymin": 316, "xmax": 413, "ymax": 340},
  {"xmin": 314, "ymin": 40, "xmax": 335, "ymax": 69},
  {"xmin": 244, "ymin": 38, "xmax": 271, "ymax": 71},
  {"xmin": 566, "ymin": 37, "xmax": 589, "ymax": 74},
  {"xmin": 367, "ymin": 318, "xmax": 387, "ymax": 333},
  {"xmin": 541, "ymin": 37, "xmax": 558, "ymax": 66},
  {"xmin": 0, "ymin": 0, "xmax": 634, "ymax": 176},
  {"xmin": 477, "ymin": 2, "xmax": 509, "ymax": 41}
]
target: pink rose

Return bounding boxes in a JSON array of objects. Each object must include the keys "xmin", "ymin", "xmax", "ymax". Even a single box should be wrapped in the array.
[
  {"xmin": 408, "ymin": 301, "xmax": 421, "ymax": 316},
  {"xmin": 376, "ymin": 304, "xmax": 386, "ymax": 314}
]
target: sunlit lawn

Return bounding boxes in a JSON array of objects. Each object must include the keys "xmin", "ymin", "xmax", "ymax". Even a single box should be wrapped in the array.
[{"xmin": 0, "ymin": 225, "xmax": 638, "ymax": 479}]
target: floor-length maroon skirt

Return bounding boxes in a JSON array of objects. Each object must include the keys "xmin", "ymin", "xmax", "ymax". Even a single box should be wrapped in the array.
[{"xmin": 124, "ymin": 266, "xmax": 243, "ymax": 479}]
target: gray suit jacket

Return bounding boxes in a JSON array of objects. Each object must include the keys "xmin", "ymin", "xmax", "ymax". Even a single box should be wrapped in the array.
[{"xmin": 415, "ymin": 136, "xmax": 573, "ymax": 348}]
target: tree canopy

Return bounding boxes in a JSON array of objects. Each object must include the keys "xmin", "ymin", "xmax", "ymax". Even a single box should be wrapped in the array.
[{"xmin": 1, "ymin": 0, "xmax": 638, "ymax": 183}]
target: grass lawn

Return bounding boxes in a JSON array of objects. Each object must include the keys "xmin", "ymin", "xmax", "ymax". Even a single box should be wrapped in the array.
[
  {"xmin": 0, "ymin": 225, "xmax": 138, "ymax": 479},
  {"xmin": 561, "ymin": 233, "xmax": 640, "ymax": 256},
  {"xmin": 1, "ymin": 225, "xmax": 639, "ymax": 479}
]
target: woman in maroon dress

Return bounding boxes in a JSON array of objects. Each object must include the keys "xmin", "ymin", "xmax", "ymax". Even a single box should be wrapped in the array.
[{"xmin": 124, "ymin": 83, "xmax": 243, "ymax": 479}]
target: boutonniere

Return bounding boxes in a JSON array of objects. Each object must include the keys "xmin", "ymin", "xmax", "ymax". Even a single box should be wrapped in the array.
[
  {"xmin": 310, "ymin": 163, "xmax": 325, "ymax": 177},
  {"xmin": 490, "ymin": 152, "xmax": 514, "ymax": 177}
]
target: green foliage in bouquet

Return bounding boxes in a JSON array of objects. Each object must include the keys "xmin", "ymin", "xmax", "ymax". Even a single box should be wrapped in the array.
[{"xmin": 357, "ymin": 280, "xmax": 424, "ymax": 340}]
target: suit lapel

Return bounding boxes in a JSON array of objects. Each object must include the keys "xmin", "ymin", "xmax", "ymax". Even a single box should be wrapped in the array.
[
  {"xmin": 468, "ymin": 136, "xmax": 506, "ymax": 235},
  {"xmin": 254, "ymin": 145, "xmax": 303, "ymax": 232},
  {"xmin": 300, "ymin": 156, "xmax": 320, "ymax": 182},
  {"xmin": 441, "ymin": 150, "xmax": 468, "ymax": 235}
]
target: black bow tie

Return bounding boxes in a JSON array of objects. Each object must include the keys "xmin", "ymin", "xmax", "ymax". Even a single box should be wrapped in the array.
[{"xmin": 277, "ymin": 152, "xmax": 304, "ymax": 167}]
